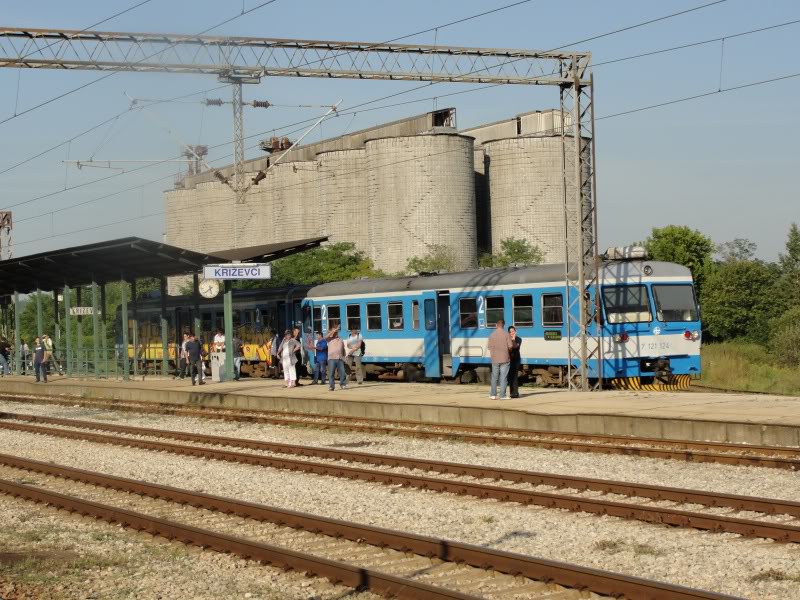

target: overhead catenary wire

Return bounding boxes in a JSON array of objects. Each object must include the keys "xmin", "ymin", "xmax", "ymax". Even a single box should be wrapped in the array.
[
  {"xmin": 13, "ymin": 67, "xmax": 800, "ymax": 250},
  {"xmin": 0, "ymin": 0, "xmax": 280, "ymax": 128},
  {"xmin": 9, "ymin": 12, "xmax": 798, "ymax": 222}
]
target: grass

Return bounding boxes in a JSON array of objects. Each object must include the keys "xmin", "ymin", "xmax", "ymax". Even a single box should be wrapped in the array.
[
  {"xmin": 699, "ymin": 341, "xmax": 800, "ymax": 396},
  {"xmin": 592, "ymin": 539, "xmax": 664, "ymax": 557},
  {"xmin": 748, "ymin": 569, "xmax": 800, "ymax": 583}
]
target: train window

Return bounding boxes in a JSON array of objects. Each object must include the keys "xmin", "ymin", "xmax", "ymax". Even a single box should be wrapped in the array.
[
  {"xmin": 327, "ymin": 305, "xmax": 341, "ymax": 331},
  {"xmin": 653, "ymin": 285, "xmax": 699, "ymax": 322},
  {"xmin": 387, "ymin": 302, "xmax": 404, "ymax": 330},
  {"xmin": 542, "ymin": 294, "xmax": 564, "ymax": 327},
  {"xmin": 602, "ymin": 285, "xmax": 652, "ymax": 324},
  {"xmin": 485, "ymin": 296, "xmax": 505, "ymax": 327},
  {"xmin": 412, "ymin": 301, "xmax": 420, "ymax": 330},
  {"xmin": 346, "ymin": 304, "xmax": 362, "ymax": 331},
  {"xmin": 313, "ymin": 306, "xmax": 322, "ymax": 331},
  {"xmin": 424, "ymin": 299, "xmax": 436, "ymax": 331},
  {"xmin": 459, "ymin": 298, "xmax": 478, "ymax": 329},
  {"xmin": 303, "ymin": 305, "xmax": 313, "ymax": 334},
  {"xmin": 513, "ymin": 295, "xmax": 534, "ymax": 328},
  {"xmin": 367, "ymin": 303, "xmax": 382, "ymax": 330}
]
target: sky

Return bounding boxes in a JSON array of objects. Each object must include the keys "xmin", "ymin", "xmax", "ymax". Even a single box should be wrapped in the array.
[{"xmin": 0, "ymin": 0, "xmax": 798, "ymax": 261}]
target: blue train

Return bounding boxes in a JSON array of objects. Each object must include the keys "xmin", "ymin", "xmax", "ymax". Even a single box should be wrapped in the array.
[{"xmin": 302, "ymin": 249, "xmax": 701, "ymax": 389}]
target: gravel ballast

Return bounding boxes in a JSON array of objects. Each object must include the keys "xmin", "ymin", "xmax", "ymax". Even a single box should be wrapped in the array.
[{"xmin": 0, "ymin": 402, "xmax": 799, "ymax": 598}]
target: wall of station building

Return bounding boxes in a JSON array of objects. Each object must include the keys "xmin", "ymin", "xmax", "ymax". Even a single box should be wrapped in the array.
[{"xmin": 164, "ymin": 107, "xmax": 587, "ymax": 287}]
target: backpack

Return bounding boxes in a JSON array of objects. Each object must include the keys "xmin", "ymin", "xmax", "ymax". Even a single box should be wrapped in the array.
[{"xmin": 360, "ymin": 339, "xmax": 366, "ymax": 355}]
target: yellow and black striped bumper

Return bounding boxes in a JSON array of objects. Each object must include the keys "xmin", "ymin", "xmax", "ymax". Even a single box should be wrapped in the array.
[{"xmin": 610, "ymin": 374, "xmax": 692, "ymax": 391}]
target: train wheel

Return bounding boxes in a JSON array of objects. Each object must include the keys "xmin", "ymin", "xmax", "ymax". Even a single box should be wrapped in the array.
[
  {"xmin": 402, "ymin": 363, "xmax": 420, "ymax": 383},
  {"xmin": 459, "ymin": 369, "xmax": 478, "ymax": 384}
]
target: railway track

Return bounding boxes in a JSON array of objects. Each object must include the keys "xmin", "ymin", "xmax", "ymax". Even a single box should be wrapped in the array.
[
  {"xmin": 0, "ymin": 454, "xmax": 741, "ymax": 600},
  {"xmin": 1, "ymin": 392, "xmax": 797, "ymax": 469},
  {"xmin": 2, "ymin": 412, "xmax": 799, "ymax": 545}
]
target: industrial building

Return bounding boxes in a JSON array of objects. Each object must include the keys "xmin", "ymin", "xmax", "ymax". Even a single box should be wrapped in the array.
[{"xmin": 164, "ymin": 106, "xmax": 585, "ymax": 287}]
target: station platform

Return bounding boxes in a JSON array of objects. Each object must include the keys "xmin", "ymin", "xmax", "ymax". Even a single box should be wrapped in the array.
[{"xmin": 0, "ymin": 375, "xmax": 798, "ymax": 447}]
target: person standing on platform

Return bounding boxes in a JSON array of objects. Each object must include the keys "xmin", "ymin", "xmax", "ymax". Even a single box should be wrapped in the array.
[
  {"xmin": 326, "ymin": 327, "xmax": 347, "ymax": 391},
  {"xmin": 346, "ymin": 329, "xmax": 364, "ymax": 385},
  {"xmin": 0, "ymin": 337, "xmax": 10, "ymax": 377},
  {"xmin": 487, "ymin": 319, "xmax": 513, "ymax": 400},
  {"xmin": 307, "ymin": 331, "xmax": 328, "ymax": 385},
  {"xmin": 186, "ymin": 333, "xmax": 204, "ymax": 386},
  {"xmin": 32, "ymin": 337, "xmax": 47, "ymax": 383},
  {"xmin": 277, "ymin": 330, "xmax": 301, "ymax": 388},
  {"xmin": 232, "ymin": 334, "xmax": 244, "ymax": 380},
  {"xmin": 508, "ymin": 326, "xmax": 523, "ymax": 398},
  {"xmin": 269, "ymin": 329, "xmax": 281, "ymax": 379},
  {"xmin": 292, "ymin": 326, "xmax": 305, "ymax": 385},
  {"xmin": 19, "ymin": 338, "xmax": 29, "ymax": 375},
  {"xmin": 42, "ymin": 334, "xmax": 61, "ymax": 376},
  {"xmin": 178, "ymin": 332, "xmax": 190, "ymax": 379}
]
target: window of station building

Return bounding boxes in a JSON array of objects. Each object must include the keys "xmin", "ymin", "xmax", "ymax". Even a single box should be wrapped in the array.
[
  {"xmin": 512, "ymin": 295, "xmax": 534, "ymax": 328},
  {"xmin": 346, "ymin": 304, "xmax": 362, "ymax": 331},
  {"xmin": 485, "ymin": 296, "xmax": 505, "ymax": 327},
  {"xmin": 459, "ymin": 298, "xmax": 478, "ymax": 329},
  {"xmin": 387, "ymin": 302, "xmax": 404, "ymax": 330},
  {"xmin": 542, "ymin": 294, "xmax": 564, "ymax": 327},
  {"xmin": 602, "ymin": 285, "xmax": 652, "ymax": 324},
  {"xmin": 367, "ymin": 303, "xmax": 382, "ymax": 330},
  {"xmin": 327, "ymin": 305, "xmax": 341, "ymax": 331},
  {"xmin": 411, "ymin": 300, "xmax": 420, "ymax": 330}
]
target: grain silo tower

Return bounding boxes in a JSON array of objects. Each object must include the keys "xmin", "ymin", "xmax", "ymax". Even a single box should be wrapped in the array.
[
  {"xmin": 234, "ymin": 171, "xmax": 275, "ymax": 248},
  {"xmin": 195, "ymin": 180, "xmax": 235, "ymax": 253},
  {"xmin": 484, "ymin": 134, "xmax": 589, "ymax": 264},
  {"xmin": 366, "ymin": 133, "xmax": 476, "ymax": 274},
  {"xmin": 266, "ymin": 161, "xmax": 319, "ymax": 244},
  {"xmin": 317, "ymin": 149, "xmax": 368, "ymax": 254}
]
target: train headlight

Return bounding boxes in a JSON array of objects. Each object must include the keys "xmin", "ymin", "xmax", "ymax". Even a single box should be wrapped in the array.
[
  {"xmin": 613, "ymin": 332, "xmax": 629, "ymax": 343},
  {"xmin": 683, "ymin": 330, "xmax": 694, "ymax": 340},
  {"xmin": 692, "ymin": 330, "xmax": 700, "ymax": 341}
]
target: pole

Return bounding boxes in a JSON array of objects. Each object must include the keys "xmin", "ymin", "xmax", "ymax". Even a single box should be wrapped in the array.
[
  {"xmin": 53, "ymin": 289, "xmax": 61, "ymax": 373},
  {"xmin": 160, "ymin": 277, "xmax": 169, "ymax": 377},
  {"xmin": 35, "ymin": 288, "xmax": 43, "ymax": 340},
  {"xmin": 192, "ymin": 273, "xmax": 201, "ymax": 337},
  {"xmin": 76, "ymin": 287, "xmax": 83, "ymax": 375},
  {"xmin": 131, "ymin": 279, "xmax": 138, "ymax": 379},
  {"xmin": 100, "ymin": 283, "xmax": 107, "ymax": 377},
  {"xmin": 91, "ymin": 279, "xmax": 100, "ymax": 379},
  {"xmin": 232, "ymin": 81, "xmax": 244, "ymax": 247},
  {"xmin": 13, "ymin": 291, "xmax": 20, "ymax": 375},
  {"xmin": 224, "ymin": 280, "xmax": 233, "ymax": 381},
  {"xmin": 121, "ymin": 275, "xmax": 129, "ymax": 381},
  {"xmin": 64, "ymin": 284, "xmax": 72, "ymax": 376}
]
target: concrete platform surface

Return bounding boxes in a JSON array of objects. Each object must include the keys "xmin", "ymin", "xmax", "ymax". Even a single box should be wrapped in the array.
[{"xmin": 0, "ymin": 376, "xmax": 798, "ymax": 447}]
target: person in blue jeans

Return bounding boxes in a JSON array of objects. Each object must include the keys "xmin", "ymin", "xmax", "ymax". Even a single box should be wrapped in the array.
[
  {"xmin": 487, "ymin": 319, "xmax": 513, "ymax": 400},
  {"xmin": 325, "ymin": 327, "xmax": 347, "ymax": 391},
  {"xmin": 308, "ymin": 331, "xmax": 328, "ymax": 385}
]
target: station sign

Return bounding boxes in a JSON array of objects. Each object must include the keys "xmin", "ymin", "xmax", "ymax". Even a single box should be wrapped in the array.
[
  {"xmin": 203, "ymin": 263, "xmax": 272, "ymax": 280},
  {"xmin": 70, "ymin": 307, "xmax": 99, "ymax": 316}
]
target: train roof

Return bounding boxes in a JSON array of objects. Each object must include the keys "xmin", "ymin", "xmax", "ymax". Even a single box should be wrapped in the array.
[{"xmin": 306, "ymin": 261, "xmax": 691, "ymax": 298}]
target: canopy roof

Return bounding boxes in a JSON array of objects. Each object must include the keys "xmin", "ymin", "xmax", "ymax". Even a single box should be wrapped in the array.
[{"xmin": 0, "ymin": 236, "xmax": 327, "ymax": 296}]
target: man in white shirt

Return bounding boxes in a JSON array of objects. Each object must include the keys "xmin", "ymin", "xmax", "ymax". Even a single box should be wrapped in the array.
[
  {"xmin": 213, "ymin": 328, "xmax": 225, "ymax": 352},
  {"xmin": 346, "ymin": 329, "xmax": 364, "ymax": 385}
]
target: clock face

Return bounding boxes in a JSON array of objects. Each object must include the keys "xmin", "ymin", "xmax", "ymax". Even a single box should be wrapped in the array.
[{"xmin": 199, "ymin": 279, "xmax": 220, "ymax": 299}]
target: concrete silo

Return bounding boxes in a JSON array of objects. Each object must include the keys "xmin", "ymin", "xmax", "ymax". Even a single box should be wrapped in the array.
[
  {"xmin": 194, "ymin": 180, "xmax": 235, "ymax": 253},
  {"xmin": 317, "ymin": 149, "xmax": 368, "ymax": 254},
  {"xmin": 366, "ymin": 133, "xmax": 476, "ymax": 274},
  {"xmin": 484, "ymin": 135, "xmax": 589, "ymax": 264},
  {"xmin": 234, "ymin": 171, "xmax": 276, "ymax": 248},
  {"xmin": 263, "ymin": 161, "xmax": 319, "ymax": 245}
]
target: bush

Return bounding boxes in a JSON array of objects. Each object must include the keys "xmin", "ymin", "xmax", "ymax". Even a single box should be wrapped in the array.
[{"xmin": 770, "ymin": 307, "xmax": 800, "ymax": 368}]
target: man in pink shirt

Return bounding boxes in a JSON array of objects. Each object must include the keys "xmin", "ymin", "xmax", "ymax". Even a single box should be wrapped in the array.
[
  {"xmin": 487, "ymin": 319, "xmax": 513, "ymax": 400},
  {"xmin": 325, "ymin": 327, "xmax": 348, "ymax": 391}
]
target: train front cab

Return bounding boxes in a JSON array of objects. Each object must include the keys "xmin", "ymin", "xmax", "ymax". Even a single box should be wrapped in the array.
[{"xmin": 600, "ymin": 261, "xmax": 701, "ymax": 390}]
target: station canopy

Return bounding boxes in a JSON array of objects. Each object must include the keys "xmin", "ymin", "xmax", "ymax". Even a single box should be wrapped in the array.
[{"xmin": 0, "ymin": 235, "xmax": 327, "ymax": 296}]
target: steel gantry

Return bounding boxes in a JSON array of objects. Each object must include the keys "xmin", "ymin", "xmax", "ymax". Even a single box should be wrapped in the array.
[{"xmin": 0, "ymin": 27, "xmax": 600, "ymax": 390}]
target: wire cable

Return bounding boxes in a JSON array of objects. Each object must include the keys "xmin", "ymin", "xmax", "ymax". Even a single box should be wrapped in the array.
[{"xmin": 0, "ymin": 0, "xmax": 280, "ymax": 127}]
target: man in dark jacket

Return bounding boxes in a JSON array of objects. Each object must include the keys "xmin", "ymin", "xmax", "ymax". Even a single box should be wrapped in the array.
[
  {"xmin": 185, "ymin": 333, "xmax": 204, "ymax": 386},
  {"xmin": 32, "ymin": 337, "xmax": 47, "ymax": 383},
  {"xmin": 508, "ymin": 326, "xmax": 523, "ymax": 398},
  {"xmin": 0, "ymin": 337, "xmax": 10, "ymax": 377}
]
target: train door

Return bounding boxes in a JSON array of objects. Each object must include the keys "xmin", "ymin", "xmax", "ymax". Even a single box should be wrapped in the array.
[{"xmin": 421, "ymin": 291, "xmax": 441, "ymax": 378}]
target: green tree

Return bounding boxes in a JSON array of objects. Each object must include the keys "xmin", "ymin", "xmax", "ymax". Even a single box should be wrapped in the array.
[
  {"xmin": 700, "ymin": 259, "xmax": 776, "ymax": 342},
  {"xmin": 776, "ymin": 223, "xmax": 800, "ymax": 310},
  {"xmin": 716, "ymin": 238, "xmax": 757, "ymax": 262},
  {"xmin": 405, "ymin": 244, "xmax": 457, "ymax": 274},
  {"xmin": 769, "ymin": 306, "xmax": 800, "ymax": 367},
  {"xmin": 238, "ymin": 242, "xmax": 383, "ymax": 288},
  {"xmin": 479, "ymin": 238, "xmax": 544, "ymax": 268},
  {"xmin": 644, "ymin": 226, "xmax": 714, "ymax": 290}
]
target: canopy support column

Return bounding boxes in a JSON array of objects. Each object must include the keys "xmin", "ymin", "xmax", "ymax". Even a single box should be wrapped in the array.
[
  {"xmin": 160, "ymin": 277, "xmax": 169, "ymax": 377},
  {"xmin": 35, "ymin": 288, "xmax": 43, "ymax": 340},
  {"xmin": 91, "ymin": 279, "xmax": 100, "ymax": 379},
  {"xmin": 224, "ymin": 281, "xmax": 233, "ymax": 381},
  {"xmin": 192, "ymin": 274, "xmax": 201, "ymax": 338},
  {"xmin": 76, "ymin": 287, "xmax": 83, "ymax": 376},
  {"xmin": 121, "ymin": 275, "xmax": 129, "ymax": 381},
  {"xmin": 131, "ymin": 280, "xmax": 138, "ymax": 379},
  {"xmin": 13, "ymin": 291, "xmax": 21, "ymax": 375},
  {"xmin": 53, "ymin": 290, "xmax": 61, "ymax": 374},
  {"xmin": 64, "ymin": 284, "xmax": 72, "ymax": 376},
  {"xmin": 100, "ymin": 283, "xmax": 107, "ymax": 377}
]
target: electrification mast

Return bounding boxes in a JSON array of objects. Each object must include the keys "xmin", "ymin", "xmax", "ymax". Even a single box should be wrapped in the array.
[{"xmin": 0, "ymin": 27, "xmax": 600, "ymax": 390}]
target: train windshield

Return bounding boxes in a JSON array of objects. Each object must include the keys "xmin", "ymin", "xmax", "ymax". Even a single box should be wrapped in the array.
[
  {"xmin": 602, "ymin": 285, "xmax": 652, "ymax": 324},
  {"xmin": 653, "ymin": 284, "xmax": 699, "ymax": 322}
]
